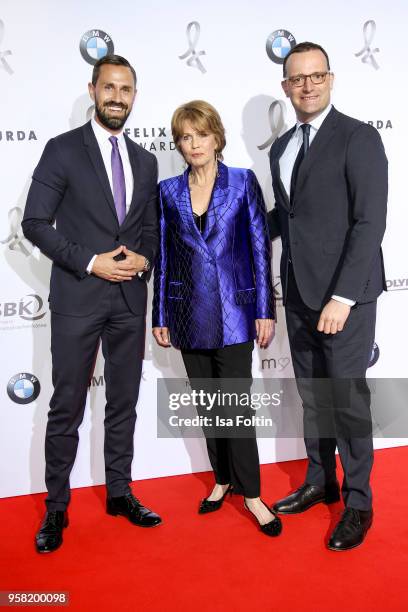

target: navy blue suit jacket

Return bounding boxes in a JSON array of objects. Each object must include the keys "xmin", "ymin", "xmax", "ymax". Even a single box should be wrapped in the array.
[
  {"xmin": 22, "ymin": 121, "xmax": 158, "ymax": 316},
  {"xmin": 268, "ymin": 107, "xmax": 388, "ymax": 310}
]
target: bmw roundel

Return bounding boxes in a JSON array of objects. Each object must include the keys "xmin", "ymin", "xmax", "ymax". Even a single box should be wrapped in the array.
[
  {"xmin": 7, "ymin": 373, "xmax": 41, "ymax": 404},
  {"xmin": 80, "ymin": 29, "xmax": 114, "ymax": 65},
  {"xmin": 266, "ymin": 29, "xmax": 296, "ymax": 64},
  {"xmin": 368, "ymin": 342, "xmax": 380, "ymax": 368}
]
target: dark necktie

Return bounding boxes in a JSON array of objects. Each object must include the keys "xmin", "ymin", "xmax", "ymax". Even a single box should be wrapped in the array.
[
  {"xmin": 109, "ymin": 136, "xmax": 126, "ymax": 225},
  {"xmin": 290, "ymin": 123, "xmax": 311, "ymax": 201}
]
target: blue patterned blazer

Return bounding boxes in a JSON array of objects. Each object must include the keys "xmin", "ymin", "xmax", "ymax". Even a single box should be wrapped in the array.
[{"xmin": 152, "ymin": 162, "xmax": 274, "ymax": 350}]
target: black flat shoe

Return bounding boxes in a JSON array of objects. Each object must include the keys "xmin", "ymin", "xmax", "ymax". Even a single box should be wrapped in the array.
[
  {"xmin": 273, "ymin": 482, "xmax": 340, "ymax": 514},
  {"xmin": 328, "ymin": 508, "xmax": 373, "ymax": 551},
  {"xmin": 244, "ymin": 500, "xmax": 283, "ymax": 537},
  {"xmin": 35, "ymin": 510, "xmax": 68, "ymax": 553},
  {"xmin": 198, "ymin": 485, "xmax": 233, "ymax": 514},
  {"xmin": 107, "ymin": 492, "xmax": 162, "ymax": 527}
]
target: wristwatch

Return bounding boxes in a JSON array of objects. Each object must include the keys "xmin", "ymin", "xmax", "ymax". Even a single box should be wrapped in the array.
[{"xmin": 143, "ymin": 257, "xmax": 151, "ymax": 272}]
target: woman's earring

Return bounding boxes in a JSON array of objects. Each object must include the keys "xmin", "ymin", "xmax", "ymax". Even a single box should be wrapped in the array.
[{"xmin": 214, "ymin": 151, "xmax": 220, "ymax": 177}]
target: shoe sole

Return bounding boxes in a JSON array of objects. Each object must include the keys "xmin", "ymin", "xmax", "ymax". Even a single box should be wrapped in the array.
[
  {"xmin": 107, "ymin": 510, "xmax": 162, "ymax": 527},
  {"xmin": 327, "ymin": 521, "xmax": 373, "ymax": 551},
  {"xmin": 327, "ymin": 533, "xmax": 370, "ymax": 551},
  {"xmin": 327, "ymin": 540, "xmax": 364, "ymax": 551},
  {"xmin": 36, "ymin": 541, "xmax": 63, "ymax": 554},
  {"xmin": 274, "ymin": 495, "xmax": 340, "ymax": 515},
  {"xmin": 198, "ymin": 506, "xmax": 223, "ymax": 514}
]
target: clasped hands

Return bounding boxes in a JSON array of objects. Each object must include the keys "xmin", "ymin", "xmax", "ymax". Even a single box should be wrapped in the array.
[{"xmin": 91, "ymin": 245, "xmax": 145, "ymax": 282}]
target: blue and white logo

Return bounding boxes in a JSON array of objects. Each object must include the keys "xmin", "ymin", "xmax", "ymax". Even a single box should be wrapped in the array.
[
  {"xmin": 80, "ymin": 29, "xmax": 114, "ymax": 65},
  {"xmin": 7, "ymin": 373, "xmax": 41, "ymax": 404},
  {"xmin": 266, "ymin": 30, "xmax": 296, "ymax": 64},
  {"xmin": 368, "ymin": 342, "xmax": 380, "ymax": 368}
]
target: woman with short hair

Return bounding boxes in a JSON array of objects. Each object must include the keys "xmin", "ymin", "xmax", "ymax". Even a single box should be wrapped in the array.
[{"xmin": 152, "ymin": 100, "xmax": 281, "ymax": 536}]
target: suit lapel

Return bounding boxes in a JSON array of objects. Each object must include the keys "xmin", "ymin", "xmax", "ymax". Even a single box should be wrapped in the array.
[
  {"xmin": 271, "ymin": 127, "xmax": 295, "ymax": 212},
  {"xmin": 202, "ymin": 161, "xmax": 228, "ymax": 242},
  {"xmin": 295, "ymin": 106, "xmax": 338, "ymax": 200},
  {"xmin": 82, "ymin": 122, "xmax": 118, "ymax": 224},
  {"xmin": 176, "ymin": 168, "xmax": 211, "ymax": 255}
]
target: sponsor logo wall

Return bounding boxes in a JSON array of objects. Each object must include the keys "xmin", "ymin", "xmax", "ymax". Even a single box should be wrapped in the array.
[{"xmin": 1, "ymin": 0, "xmax": 407, "ymax": 498}]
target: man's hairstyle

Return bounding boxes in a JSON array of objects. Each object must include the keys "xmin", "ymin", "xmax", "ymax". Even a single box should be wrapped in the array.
[
  {"xmin": 283, "ymin": 42, "xmax": 331, "ymax": 77},
  {"xmin": 92, "ymin": 54, "xmax": 137, "ymax": 87}
]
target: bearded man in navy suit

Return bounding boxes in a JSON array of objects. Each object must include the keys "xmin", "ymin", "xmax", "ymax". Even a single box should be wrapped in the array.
[{"xmin": 23, "ymin": 55, "xmax": 161, "ymax": 553}]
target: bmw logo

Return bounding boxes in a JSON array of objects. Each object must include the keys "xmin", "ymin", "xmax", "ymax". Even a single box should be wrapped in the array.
[
  {"xmin": 7, "ymin": 373, "xmax": 41, "ymax": 405},
  {"xmin": 266, "ymin": 29, "xmax": 296, "ymax": 64},
  {"xmin": 80, "ymin": 29, "xmax": 114, "ymax": 65},
  {"xmin": 368, "ymin": 342, "xmax": 380, "ymax": 368}
]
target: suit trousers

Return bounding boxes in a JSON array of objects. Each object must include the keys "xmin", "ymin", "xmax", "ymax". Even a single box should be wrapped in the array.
[
  {"xmin": 285, "ymin": 263, "xmax": 376, "ymax": 511},
  {"xmin": 45, "ymin": 283, "xmax": 145, "ymax": 511},
  {"xmin": 181, "ymin": 341, "xmax": 261, "ymax": 498}
]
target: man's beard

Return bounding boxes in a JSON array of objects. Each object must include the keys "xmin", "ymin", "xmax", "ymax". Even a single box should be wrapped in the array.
[{"xmin": 95, "ymin": 99, "xmax": 131, "ymax": 130}]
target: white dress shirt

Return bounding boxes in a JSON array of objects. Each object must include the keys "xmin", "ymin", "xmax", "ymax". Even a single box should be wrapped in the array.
[
  {"xmin": 279, "ymin": 104, "xmax": 355, "ymax": 307},
  {"xmin": 87, "ymin": 116, "xmax": 134, "ymax": 273}
]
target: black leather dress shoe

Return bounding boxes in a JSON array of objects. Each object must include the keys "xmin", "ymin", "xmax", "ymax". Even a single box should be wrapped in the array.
[
  {"xmin": 107, "ymin": 492, "xmax": 162, "ymax": 527},
  {"xmin": 328, "ymin": 508, "xmax": 373, "ymax": 551},
  {"xmin": 198, "ymin": 485, "xmax": 233, "ymax": 514},
  {"xmin": 35, "ymin": 511, "xmax": 68, "ymax": 553},
  {"xmin": 273, "ymin": 482, "xmax": 340, "ymax": 514}
]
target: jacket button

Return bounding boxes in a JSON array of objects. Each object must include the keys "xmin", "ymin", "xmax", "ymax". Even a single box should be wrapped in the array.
[{"xmin": 289, "ymin": 212, "xmax": 294, "ymax": 218}]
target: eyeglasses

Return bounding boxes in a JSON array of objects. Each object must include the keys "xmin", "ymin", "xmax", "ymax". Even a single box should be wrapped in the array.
[{"xmin": 286, "ymin": 71, "xmax": 331, "ymax": 87}]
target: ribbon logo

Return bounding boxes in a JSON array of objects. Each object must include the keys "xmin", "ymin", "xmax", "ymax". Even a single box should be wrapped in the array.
[
  {"xmin": 0, "ymin": 19, "xmax": 13, "ymax": 75},
  {"xmin": 1, "ymin": 207, "xmax": 33, "ymax": 256},
  {"xmin": 355, "ymin": 20, "xmax": 380, "ymax": 70},
  {"xmin": 179, "ymin": 21, "xmax": 206, "ymax": 74},
  {"xmin": 258, "ymin": 100, "xmax": 287, "ymax": 151}
]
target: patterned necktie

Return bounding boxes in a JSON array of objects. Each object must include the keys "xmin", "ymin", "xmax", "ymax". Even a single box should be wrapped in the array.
[
  {"xmin": 109, "ymin": 136, "xmax": 126, "ymax": 225},
  {"xmin": 290, "ymin": 123, "xmax": 311, "ymax": 201}
]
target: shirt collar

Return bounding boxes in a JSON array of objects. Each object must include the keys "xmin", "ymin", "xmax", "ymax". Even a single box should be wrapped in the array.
[
  {"xmin": 295, "ymin": 103, "xmax": 333, "ymax": 135},
  {"xmin": 91, "ymin": 115, "xmax": 125, "ymax": 146}
]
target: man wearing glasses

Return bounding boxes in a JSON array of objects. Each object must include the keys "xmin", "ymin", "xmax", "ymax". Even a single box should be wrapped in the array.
[{"xmin": 268, "ymin": 42, "xmax": 387, "ymax": 550}]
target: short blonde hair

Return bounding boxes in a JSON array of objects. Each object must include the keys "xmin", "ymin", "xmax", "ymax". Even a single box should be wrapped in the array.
[{"xmin": 171, "ymin": 100, "xmax": 226, "ymax": 160}]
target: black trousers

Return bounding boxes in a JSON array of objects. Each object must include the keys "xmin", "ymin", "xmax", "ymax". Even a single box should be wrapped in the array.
[
  {"xmin": 285, "ymin": 264, "xmax": 376, "ymax": 511},
  {"xmin": 181, "ymin": 341, "xmax": 260, "ymax": 498},
  {"xmin": 45, "ymin": 284, "xmax": 145, "ymax": 511}
]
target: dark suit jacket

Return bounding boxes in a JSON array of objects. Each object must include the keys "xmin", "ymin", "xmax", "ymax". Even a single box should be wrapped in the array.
[
  {"xmin": 267, "ymin": 106, "xmax": 388, "ymax": 310},
  {"xmin": 22, "ymin": 121, "xmax": 159, "ymax": 316}
]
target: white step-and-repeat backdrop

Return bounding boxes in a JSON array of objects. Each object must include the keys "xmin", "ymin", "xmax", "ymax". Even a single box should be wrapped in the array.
[{"xmin": 1, "ymin": 0, "xmax": 407, "ymax": 498}]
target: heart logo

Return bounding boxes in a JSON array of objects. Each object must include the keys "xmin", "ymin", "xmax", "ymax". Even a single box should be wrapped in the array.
[{"xmin": 278, "ymin": 357, "xmax": 290, "ymax": 371}]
